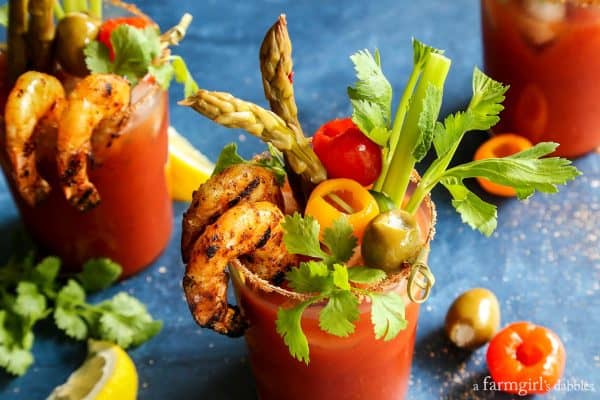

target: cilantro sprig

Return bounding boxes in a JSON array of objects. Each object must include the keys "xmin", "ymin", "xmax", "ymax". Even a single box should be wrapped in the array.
[
  {"xmin": 84, "ymin": 19, "xmax": 198, "ymax": 97},
  {"xmin": 276, "ymin": 214, "xmax": 405, "ymax": 364},
  {"xmin": 0, "ymin": 252, "xmax": 161, "ymax": 376},
  {"xmin": 349, "ymin": 39, "xmax": 580, "ymax": 236},
  {"xmin": 213, "ymin": 142, "xmax": 287, "ymax": 185}
]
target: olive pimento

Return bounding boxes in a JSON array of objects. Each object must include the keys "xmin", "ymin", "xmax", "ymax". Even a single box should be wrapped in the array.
[{"xmin": 486, "ymin": 321, "xmax": 566, "ymax": 395}]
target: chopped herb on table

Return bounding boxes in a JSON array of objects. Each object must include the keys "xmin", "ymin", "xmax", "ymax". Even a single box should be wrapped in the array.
[{"xmin": 0, "ymin": 246, "xmax": 161, "ymax": 376}]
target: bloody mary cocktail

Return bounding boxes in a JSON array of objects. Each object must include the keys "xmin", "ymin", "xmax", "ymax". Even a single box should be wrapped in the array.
[
  {"xmin": 230, "ymin": 192, "xmax": 435, "ymax": 400},
  {"xmin": 179, "ymin": 14, "xmax": 579, "ymax": 400},
  {"xmin": 0, "ymin": 0, "xmax": 193, "ymax": 276},
  {"xmin": 481, "ymin": 0, "xmax": 600, "ymax": 157},
  {"xmin": 1, "ymin": 80, "xmax": 172, "ymax": 276}
]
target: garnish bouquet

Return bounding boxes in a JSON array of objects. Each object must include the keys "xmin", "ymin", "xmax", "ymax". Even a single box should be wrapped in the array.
[{"xmin": 179, "ymin": 14, "xmax": 579, "ymax": 400}]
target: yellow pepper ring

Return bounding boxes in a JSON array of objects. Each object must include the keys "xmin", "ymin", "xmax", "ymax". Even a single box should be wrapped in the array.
[{"xmin": 304, "ymin": 178, "xmax": 379, "ymax": 240}]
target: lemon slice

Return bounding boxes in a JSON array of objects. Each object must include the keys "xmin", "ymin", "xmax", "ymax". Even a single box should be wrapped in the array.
[
  {"xmin": 167, "ymin": 126, "xmax": 214, "ymax": 202},
  {"xmin": 47, "ymin": 340, "xmax": 138, "ymax": 400}
]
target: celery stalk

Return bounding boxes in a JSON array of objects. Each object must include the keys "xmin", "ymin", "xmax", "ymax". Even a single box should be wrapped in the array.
[
  {"xmin": 373, "ymin": 66, "xmax": 421, "ymax": 191},
  {"xmin": 76, "ymin": 0, "xmax": 87, "ymax": 12},
  {"xmin": 53, "ymin": 1, "xmax": 65, "ymax": 19},
  {"xmin": 90, "ymin": 0, "xmax": 102, "ymax": 19},
  {"xmin": 381, "ymin": 52, "xmax": 451, "ymax": 207},
  {"xmin": 62, "ymin": 0, "xmax": 75, "ymax": 13}
]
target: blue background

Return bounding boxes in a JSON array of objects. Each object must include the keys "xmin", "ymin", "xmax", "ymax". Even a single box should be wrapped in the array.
[{"xmin": 1, "ymin": 0, "xmax": 599, "ymax": 399}]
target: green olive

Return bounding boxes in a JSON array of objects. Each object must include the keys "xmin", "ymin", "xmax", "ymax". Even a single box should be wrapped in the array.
[
  {"xmin": 361, "ymin": 209, "xmax": 423, "ymax": 272},
  {"xmin": 445, "ymin": 288, "xmax": 500, "ymax": 349},
  {"xmin": 55, "ymin": 12, "xmax": 100, "ymax": 76}
]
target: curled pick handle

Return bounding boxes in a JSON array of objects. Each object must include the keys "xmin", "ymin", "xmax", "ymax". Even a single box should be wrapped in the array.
[{"xmin": 407, "ymin": 246, "xmax": 435, "ymax": 304}]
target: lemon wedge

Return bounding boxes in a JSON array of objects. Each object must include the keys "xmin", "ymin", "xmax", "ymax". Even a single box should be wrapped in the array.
[
  {"xmin": 167, "ymin": 126, "xmax": 214, "ymax": 202},
  {"xmin": 47, "ymin": 340, "xmax": 138, "ymax": 400}
]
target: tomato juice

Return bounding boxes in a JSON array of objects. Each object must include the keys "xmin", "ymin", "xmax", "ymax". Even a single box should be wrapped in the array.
[
  {"xmin": 0, "ymin": 80, "xmax": 172, "ymax": 277},
  {"xmin": 481, "ymin": 0, "xmax": 600, "ymax": 157},
  {"xmin": 230, "ymin": 188, "xmax": 435, "ymax": 400}
]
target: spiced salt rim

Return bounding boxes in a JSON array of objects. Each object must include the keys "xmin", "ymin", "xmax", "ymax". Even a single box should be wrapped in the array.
[{"xmin": 230, "ymin": 169, "xmax": 437, "ymax": 303}]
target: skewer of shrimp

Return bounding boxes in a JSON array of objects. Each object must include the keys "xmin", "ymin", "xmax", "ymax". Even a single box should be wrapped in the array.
[
  {"xmin": 4, "ymin": 71, "xmax": 66, "ymax": 206},
  {"xmin": 182, "ymin": 165, "xmax": 297, "ymax": 336},
  {"xmin": 57, "ymin": 73, "xmax": 131, "ymax": 211}
]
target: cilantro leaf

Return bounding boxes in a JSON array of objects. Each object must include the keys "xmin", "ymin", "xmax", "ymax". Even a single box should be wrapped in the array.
[
  {"xmin": 331, "ymin": 264, "xmax": 350, "ymax": 291},
  {"xmin": 276, "ymin": 300, "xmax": 315, "ymax": 364},
  {"xmin": 347, "ymin": 267, "xmax": 387, "ymax": 285},
  {"xmin": 95, "ymin": 293, "xmax": 162, "ymax": 348},
  {"xmin": 0, "ymin": 346, "xmax": 33, "ymax": 376},
  {"xmin": 441, "ymin": 178, "xmax": 497, "ymax": 236},
  {"xmin": 442, "ymin": 142, "xmax": 581, "ymax": 200},
  {"xmin": 171, "ymin": 55, "xmax": 199, "ymax": 98},
  {"xmin": 84, "ymin": 24, "xmax": 198, "ymax": 95},
  {"xmin": 282, "ymin": 213, "xmax": 327, "ymax": 259},
  {"xmin": 31, "ymin": 257, "xmax": 60, "ymax": 288},
  {"xmin": 255, "ymin": 144, "xmax": 287, "ymax": 185},
  {"xmin": 369, "ymin": 292, "xmax": 407, "ymax": 341},
  {"xmin": 319, "ymin": 290, "xmax": 359, "ymax": 337},
  {"xmin": 413, "ymin": 84, "xmax": 443, "ymax": 161},
  {"xmin": 54, "ymin": 307, "xmax": 88, "ymax": 340},
  {"xmin": 322, "ymin": 217, "xmax": 357, "ymax": 265},
  {"xmin": 56, "ymin": 280, "xmax": 86, "ymax": 307},
  {"xmin": 348, "ymin": 49, "xmax": 392, "ymax": 144},
  {"xmin": 286, "ymin": 261, "xmax": 332, "ymax": 293},
  {"xmin": 84, "ymin": 41, "xmax": 112, "ymax": 74},
  {"xmin": 213, "ymin": 143, "xmax": 246, "ymax": 175},
  {"xmin": 213, "ymin": 143, "xmax": 286, "ymax": 185},
  {"xmin": 76, "ymin": 258, "xmax": 122, "ymax": 293},
  {"xmin": 13, "ymin": 282, "xmax": 48, "ymax": 322},
  {"xmin": 111, "ymin": 25, "xmax": 161, "ymax": 84}
]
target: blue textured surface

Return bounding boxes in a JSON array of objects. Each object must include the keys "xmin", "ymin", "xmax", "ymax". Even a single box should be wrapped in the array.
[{"xmin": 1, "ymin": 1, "xmax": 599, "ymax": 399}]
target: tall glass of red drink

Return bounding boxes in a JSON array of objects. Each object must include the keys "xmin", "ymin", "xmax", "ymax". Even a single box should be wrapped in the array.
[
  {"xmin": 230, "ymin": 186, "xmax": 435, "ymax": 400},
  {"xmin": 0, "ymin": 1, "xmax": 172, "ymax": 276},
  {"xmin": 481, "ymin": 0, "xmax": 600, "ymax": 157}
]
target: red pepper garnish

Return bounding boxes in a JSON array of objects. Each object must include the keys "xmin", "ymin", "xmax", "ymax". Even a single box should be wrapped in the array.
[
  {"xmin": 98, "ymin": 17, "xmax": 154, "ymax": 61},
  {"xmin": 312, "ymin": 118, "xmax": 382, "ymax": 186},
  {"xmin": 486, "ymin": 321, "xmax": 566, "ymax": 395}
]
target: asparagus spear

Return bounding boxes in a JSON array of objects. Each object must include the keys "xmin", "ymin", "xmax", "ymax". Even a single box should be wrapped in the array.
[
  {"xmin": 259, "ymin": 14, "xmax": 325, "ymax": 202},
  {"xmin": 28, "ymin": 0, "xmax": 55, "ymax": 72},
  {"xmin": 260, "ymin": 15, "xmax": 301, "ymax": 132},
  {"xmin": 180, "ymin": 90, "xmax": 327, "ymax": 184},
  {"xmin": 7, "ymin": 0, "xmax": 29, "ymax": 85}
]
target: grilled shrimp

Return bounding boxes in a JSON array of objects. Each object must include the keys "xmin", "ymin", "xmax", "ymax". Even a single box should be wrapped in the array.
[
  {"xmin": 181, "ymin": 163, "xmax": 283, "ymax": 263},
  {"xmin": 57, "ymin": 74, "xmax": 131, "ymax": 211},
  {"xmin": 183, "ymin": 201, "xmax": 297, "ymax": 336},
  {"xmin": 4, "ymin": 71, "xmax": 66, "ymax": 206}
]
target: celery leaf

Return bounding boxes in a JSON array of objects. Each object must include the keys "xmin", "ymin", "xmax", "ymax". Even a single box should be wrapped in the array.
[{"xmin": 442, "ymin": 178, "xmax": 497, "ymax": 236}]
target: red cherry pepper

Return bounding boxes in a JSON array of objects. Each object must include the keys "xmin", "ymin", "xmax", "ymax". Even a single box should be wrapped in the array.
[
  {"xmin": 486, "ymin": 321, "xmax": 566, "ymax": 395},
  {"xmin": 312, "ymin": 118, "xmax": 382, "ymax": 186},
  {"xmin": 98, "ymin": 17, "xmax": 154, "ymax": 61}
]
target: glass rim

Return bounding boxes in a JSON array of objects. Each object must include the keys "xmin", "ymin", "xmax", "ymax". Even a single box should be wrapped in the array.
[{"xmin": 231, "ymin": 169, "xmax": 438, "ymax": 302}]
